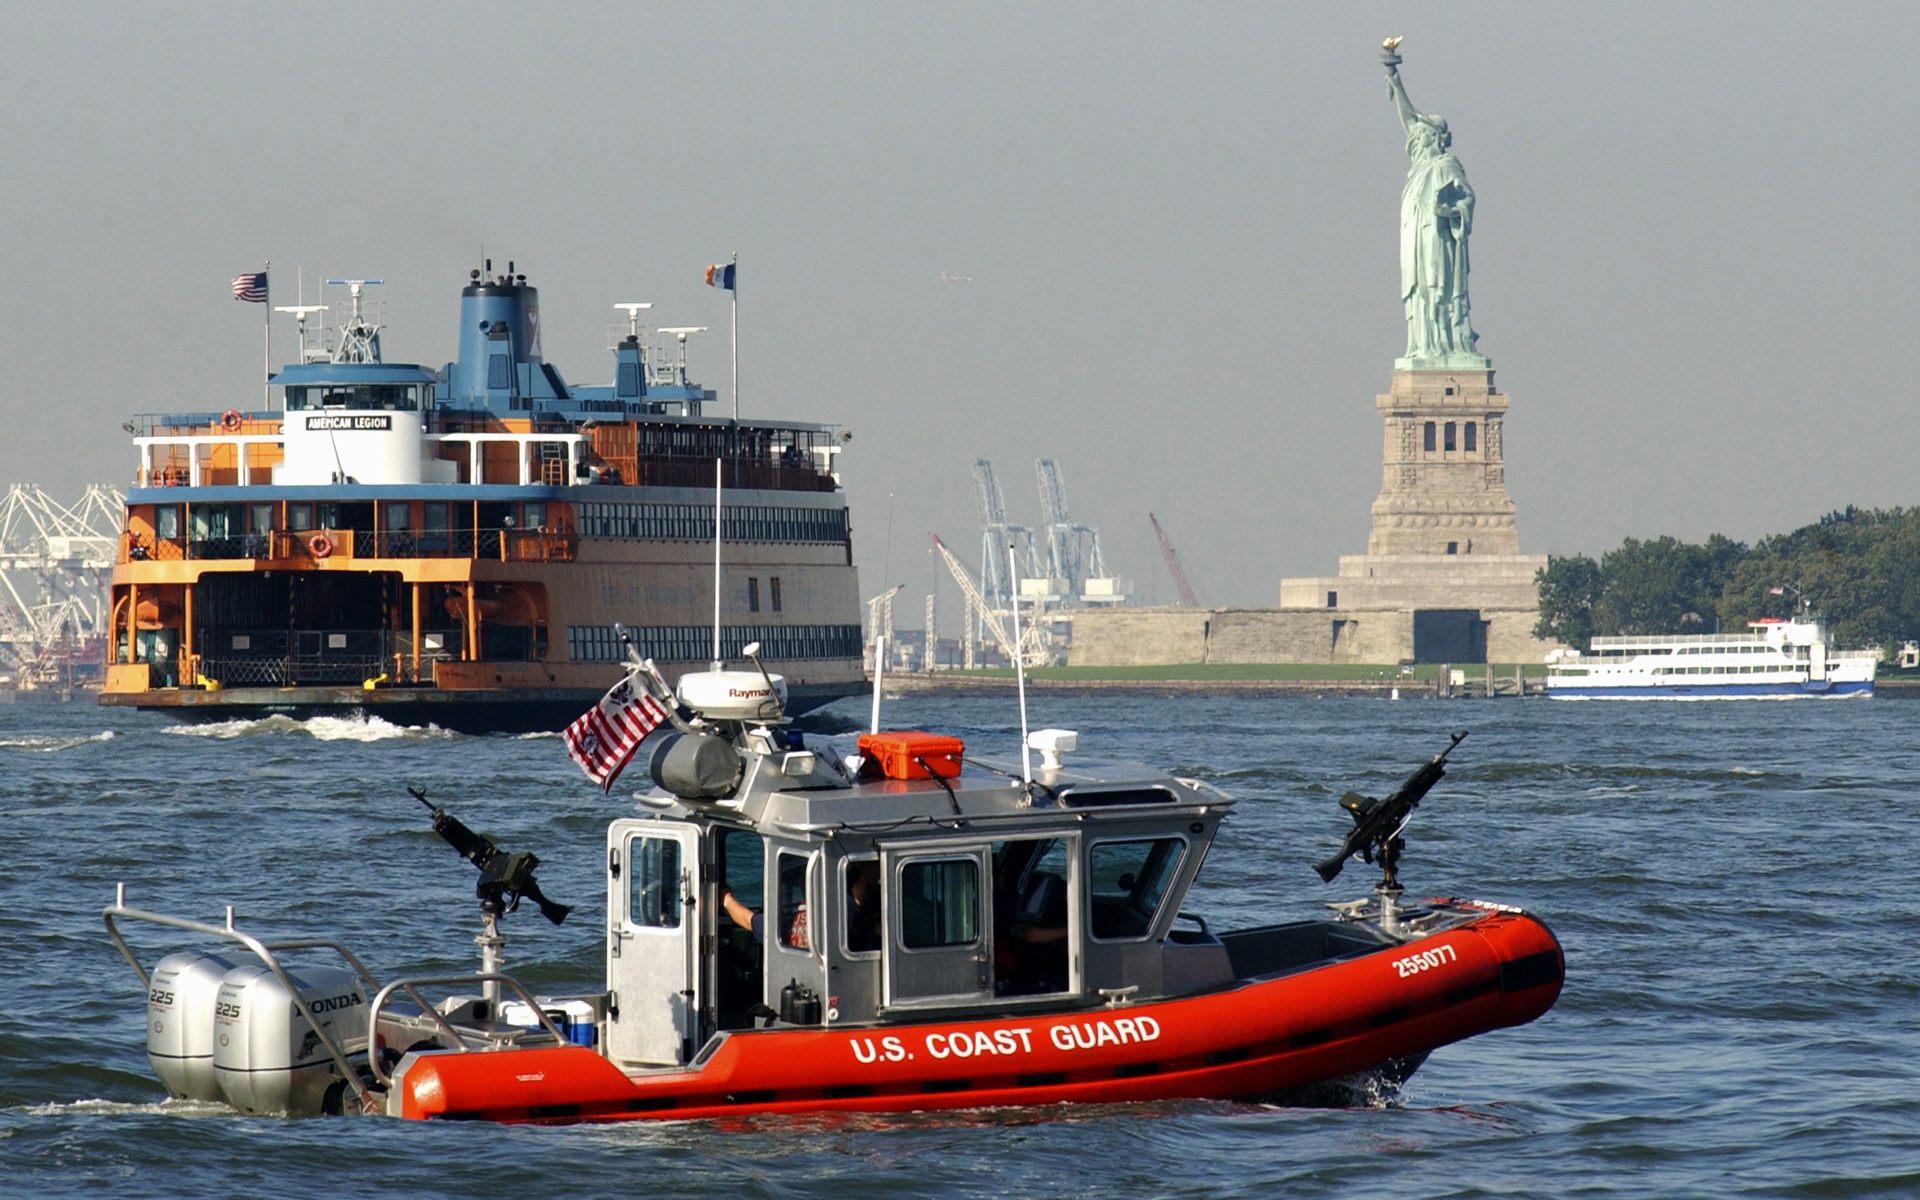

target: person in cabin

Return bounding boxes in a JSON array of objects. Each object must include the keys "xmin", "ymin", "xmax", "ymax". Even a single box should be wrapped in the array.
[{"xmin": 722, "ymin": 861, "xmax": 884, "ymax": 953}]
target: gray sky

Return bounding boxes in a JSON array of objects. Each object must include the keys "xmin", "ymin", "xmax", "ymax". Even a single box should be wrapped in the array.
[{"xmin": 3, "ymin": 3, "xmax": 1916, "ymax": 615}]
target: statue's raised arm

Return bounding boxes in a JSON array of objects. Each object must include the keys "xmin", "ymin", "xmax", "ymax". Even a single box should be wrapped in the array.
[{"xmin": 1383, "ymin": 56, "xmax": 1420, "ymax": 133}]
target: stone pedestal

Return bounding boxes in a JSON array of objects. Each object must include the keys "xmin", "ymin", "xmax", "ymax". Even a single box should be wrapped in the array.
[{"xmin": 1367, "ymin": 369, "xmax": 1518, "ymax": 556}]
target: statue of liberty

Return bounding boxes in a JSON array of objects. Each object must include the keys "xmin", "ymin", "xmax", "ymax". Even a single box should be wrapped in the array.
[{"xmin": 1382, "ymin": 40, "xmax": 1486, "ymax": 369}]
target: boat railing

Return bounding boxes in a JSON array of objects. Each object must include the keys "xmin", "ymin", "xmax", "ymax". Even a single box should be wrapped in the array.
[
  {"xmin": 363, "ymin": 974, "xmax": 571, "ymax": 1087},
  {"xmin": 123, "ymin": 528, "xmax": 577, "ymax": 565},
  {"xmin": 102, "ymin": 883, "xmax": 384, "ymax": 1114}
]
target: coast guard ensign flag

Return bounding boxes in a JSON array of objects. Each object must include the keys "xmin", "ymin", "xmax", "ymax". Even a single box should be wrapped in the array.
[
  {"xmin": 564, "ymin": 676, "xmax": 669, "ymax": 791},
  {"xmin": 231, "ymin": 272, "xmax": 268, "ymax": 303},
  {"xmin": 704, "ymin": 262, "xmax": 735, "ymax": 291}
]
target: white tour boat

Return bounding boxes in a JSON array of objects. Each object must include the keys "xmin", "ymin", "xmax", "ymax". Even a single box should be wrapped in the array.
[{"xmin": 1544, "ymin": 618, "xmax": 1876, "ymax": 700}]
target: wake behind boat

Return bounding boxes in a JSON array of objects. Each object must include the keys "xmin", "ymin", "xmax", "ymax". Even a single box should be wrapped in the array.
[
  {"xmin": 1544, "ymin": 617, "xmax": 1876, "ymax": 700},
  {"xmin": 103, "ymin": 660, "xmax": 1563, "ymax": 1123}
]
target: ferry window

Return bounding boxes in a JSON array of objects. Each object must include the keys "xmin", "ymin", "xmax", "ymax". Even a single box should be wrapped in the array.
[
  {"xmin": 488, "ymin": 353, "xmax": 510, "ymax": 391},
  {"xmin": 1423, "ymin": 422, "xmax": 1436, "ymax": 452},
  {"xmin": 153, "ymin": 505, "xmax": 181, "ymax": 541},
  {"xmin": 843, "ymin": 857, "xmax": 881, "ymax": 955},
  {"xmin": 284, "ymin": 387, "xmax": 310, "ymax": 410},
  {"xmin": 1464, "ymin": 422, "xmax": 1478, "ymax": 451},
  {"xmin": 776, "ymin": 852, "xmax": 811, "ymax": 950},
  {"xmin": 522, "ymin": 502, "xmax": 546, "ymax": 530},
  {"xmin": 289, "ymin": 505, "xmax": 315, "ymax": 532},
  {"xmin": 770, "ymin": 577, "xmax": 783, "ymax": 613},
  {"xmin": 1444, "ymin": 422, "xmax": 1457, "ymax": 451},
  {"xmin": 899, "ymin": 858, "xmax": 979, "ymax": 949},
  {"xmin": 1088, "ymin": 838, "xmax": 1185, "ymax": 941},
  {"xmin": 747, "ymin": 578, "xmax": 760, "ymax": 613},
  {"xmin": 628, "ymin": 835, "xmax": 682, "ymax": 928},
  {"xmin": 383, "ymin": 502, "xmax": 411, "ymax": 532},
  {"xmin": 249, "ymin": 504, "xmax": 274, "ymax": 533}
]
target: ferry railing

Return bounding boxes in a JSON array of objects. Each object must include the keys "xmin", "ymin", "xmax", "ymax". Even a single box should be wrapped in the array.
[{"xmin": 102, "ymin": 883, "xmax": 386, "ymax": 1115}]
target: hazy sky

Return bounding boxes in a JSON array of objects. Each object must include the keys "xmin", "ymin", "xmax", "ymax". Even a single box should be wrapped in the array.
[{"xmin": 3, "ymin": 3, "xmax": 1917, "ymax": 615}]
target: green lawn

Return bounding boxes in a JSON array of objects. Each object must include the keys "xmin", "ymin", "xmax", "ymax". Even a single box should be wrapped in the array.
[{"xmin": 936, "ymin": 662, "xmax": 1550, "ymax": 682}]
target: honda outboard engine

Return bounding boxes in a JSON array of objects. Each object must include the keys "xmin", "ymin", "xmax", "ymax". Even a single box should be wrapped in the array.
[
  {"xmin": 212, "ymin": 964, "xmax": 368, "ymax": 1116},
  {"xmin": 146, "ymin": 951, "xmax": 239, "ymax": 1101}
]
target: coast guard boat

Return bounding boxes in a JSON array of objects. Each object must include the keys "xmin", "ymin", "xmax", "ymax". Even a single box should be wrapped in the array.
[
  {"xmin": 104, "ymin": 663, "xmax": 1564, "ymax": 1122},
  {"xmin": 1544, "ymin": 617, "xmax": 1877, "ymax": 700},
  {"xmin": 100, "ymin": 266, "xmax": 863, "ymax": 730}
]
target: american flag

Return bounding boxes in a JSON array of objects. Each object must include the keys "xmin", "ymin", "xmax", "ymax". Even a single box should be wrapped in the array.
[
  {"xmin": 564, "ymin": 675, "xmax": 670, "ymax": 791},
  {"xmin": 231, "ymin": 272, "xmax": 268, "ymax": 303}
]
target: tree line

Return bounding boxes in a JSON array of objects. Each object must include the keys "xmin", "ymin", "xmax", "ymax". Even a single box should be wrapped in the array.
[{"xmin": 1534, "ymin": 506, "xmax": 1920, "ymax": 655}]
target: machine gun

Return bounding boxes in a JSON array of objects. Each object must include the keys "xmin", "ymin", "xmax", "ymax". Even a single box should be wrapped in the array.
[
  {"xmin": 1313, "ymin": 731, "xmax": 1468, "ymax": 890},
  {"xmin": 410, "ymin": 787, "xmax": 572, "ymax": 925}
]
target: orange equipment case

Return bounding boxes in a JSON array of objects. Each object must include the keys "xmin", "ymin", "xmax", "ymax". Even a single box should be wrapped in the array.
[{"xmin": 856, "ymin": 731, "xmax": 965, "ymax": 780}]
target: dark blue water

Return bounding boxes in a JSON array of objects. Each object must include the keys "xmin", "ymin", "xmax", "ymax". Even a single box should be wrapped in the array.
[{"xmin": 1, "ymin": 695, "xmax": 1914, "ymax": 1198}]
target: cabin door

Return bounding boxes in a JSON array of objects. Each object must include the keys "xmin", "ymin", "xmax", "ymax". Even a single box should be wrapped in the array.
[
  {"xmin": 881, "ymin": 846, "xmax": 993, "ymax": 1009},
  {"xmin": 605, "ymin": 820, "xmax": 702, "ymax": 1066}
]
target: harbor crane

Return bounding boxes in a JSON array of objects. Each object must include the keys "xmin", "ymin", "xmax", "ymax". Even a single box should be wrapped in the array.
[
  {"xmin": 1035, "ymin": 458, "xmax": 1110, "ymax": 598},
  {"xmin": 930, "ymin": 534, "xmax": 1049, "ymax": 668},
  {"xmin": 972, "ymin": 461, "xmax": 1041, "ymax": 633},
  {"xmin": 865, "ymin": 583, "xmax": 905, "ymax": 672},
  {"xmin": 1149, "ymin": 512, "xmax": 1205, "ymax": 607},
  {"xmin": 0, "ymin": 483, "xmax": 124, "ymax": 685}
]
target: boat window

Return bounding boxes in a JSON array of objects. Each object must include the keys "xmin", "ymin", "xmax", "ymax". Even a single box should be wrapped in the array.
[
  {"xmin": 384, "ymin": 502, "xmax": 411, "ymax": 531},
  {"xmin": 628, "ymin": 835, "xmax": 682, "ymax": 928},
  {"xmin": 1061, "ymin": 787, "xmax": 1175, "ymax": 808},
  {"xmin": 154, "ymin": 505, "xmax": 180, "ymax": 541},
  {"xmin": 249, "ymin": 503, "xmax": 274, "ymax": 533},
  {"xmin": 717, "ymin": 829, "xmax": 763, "ymax": 912},
  {"xmin": 843, "ymin": 857, "xmax": 881, "ymax": 955},
  {"xmin": 522, "ymin": 502, "xmax": 546, "ymax": 531},
  {"xmin": 776, "ymin": 851, "xmax": 810, "ymax": 950},
  {"xmin": 899, "ymin": 858, "xmax": 979, "ymax": 949},
  {"xmin": 992, "ymin": 838, "xmax": 1071, "ymax": 996},
  {"xmin": 290, "ymin": 383, "xmax": 420, "ymax": 411},
  {"xmin": 1088, "ymin": 838, "xmax": 1186, "ymax": 941}
]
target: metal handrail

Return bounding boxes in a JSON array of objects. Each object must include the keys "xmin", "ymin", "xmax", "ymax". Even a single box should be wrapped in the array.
[
  {"xmin": 102, "ymin": 884, "xmax": 380, "ymax": 1114},
  {"xmin": 364, "ymin": 973, "xmax": 570, "ymax": 1085}
]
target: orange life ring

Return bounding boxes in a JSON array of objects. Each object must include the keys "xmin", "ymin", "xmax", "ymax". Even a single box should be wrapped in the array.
[
  {"xmin": 220, "ymin": 409, "xmax": 243, "ymax": 431},
  {"xmin": 309, "ymin": 532, "xmax": 333, "ymax": 558}
]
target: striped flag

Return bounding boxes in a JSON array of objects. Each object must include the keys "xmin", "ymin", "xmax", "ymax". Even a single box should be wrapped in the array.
[
  {"xmin": 564, "ymin": 675, "xmax": 670, "ymax": 791},
  {"xmin": 231, "ymin": 272, "xmax": 268, "ymax": 303},
  {"xmin": 704, "ymin": 262, "xmax": 735, "ymax": 291}
]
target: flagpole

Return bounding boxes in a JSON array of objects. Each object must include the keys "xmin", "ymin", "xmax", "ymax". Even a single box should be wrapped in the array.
[
  {"xmin": 712, "ymin": 458, "xmax": 724, "ymax": 670},
  {"xmin": 261, "ymin": 260, "xmax": 271, "ymax": 412},
  {"xmin": 729, "ymin": 251, "xmax": 738, "ymax": 420}
]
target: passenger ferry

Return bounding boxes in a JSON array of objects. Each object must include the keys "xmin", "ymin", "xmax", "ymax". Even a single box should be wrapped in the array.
[
  {"xmin": 104, "ymin": 665, "xmax": 1564, "ymax": 1122},
  {"xmin": 1544, "ymin": 617, "xmax": 1877, "ymax": 699},
  {"xmin": 99, "ymin": 267, "xmax": 864, "ymax": 730}
]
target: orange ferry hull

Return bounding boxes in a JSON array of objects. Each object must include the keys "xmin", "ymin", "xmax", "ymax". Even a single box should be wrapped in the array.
[{"xmin": 394, "ymin": 908, "xmax": 1561, "ymax": 1123}]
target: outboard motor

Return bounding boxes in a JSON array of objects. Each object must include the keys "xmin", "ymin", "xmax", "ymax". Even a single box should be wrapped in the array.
[
  {"xmin": 146, "ymin": 951, "xmax": 238, "ymax": 1101},
  {"xmin": 212, "ymin": 964, "xmax": 368, "ymax": 1116}
]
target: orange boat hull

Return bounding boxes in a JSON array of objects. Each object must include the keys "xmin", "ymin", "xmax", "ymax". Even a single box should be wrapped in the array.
[{"xmin": 395, "ymin": 907, "xmax": 1562, "ymax": 1123}]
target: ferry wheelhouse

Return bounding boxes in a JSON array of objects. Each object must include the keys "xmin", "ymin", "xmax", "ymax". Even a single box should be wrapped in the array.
[
  {"xmin": 101, "ymin": 268, "xmax": 864, "ymax": 729},
  {"xmin": 1544, "ymin": 617, "xmax": 1877, "ymax": 699},
  {"xmin": 105, "ymin": 668, "xmax": 1564, "ymax": 1123}
]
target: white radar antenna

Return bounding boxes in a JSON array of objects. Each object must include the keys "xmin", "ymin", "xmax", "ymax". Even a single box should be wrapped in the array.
[
  {"xmin": 614, "ymin": 302, "xmax": 653, "ymax": 339},
  {"xmin": 273, "ymin": 304, "xmax": 330, "ymax": 363},
  {"xmin": 325, "ymin": 278, "xmax": 385, "ymax": 363},
  {"xmin": 656, "ymin": 326, "xmax": 708, "ymax": 387}
]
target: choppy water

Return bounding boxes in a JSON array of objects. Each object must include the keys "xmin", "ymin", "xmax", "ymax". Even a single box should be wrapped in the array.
[{"xmin": 1, "ymin": 695, "xmax": 1915, "ymax": 1198}]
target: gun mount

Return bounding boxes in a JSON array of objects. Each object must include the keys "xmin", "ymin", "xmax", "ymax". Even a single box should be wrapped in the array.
[
  {"xmin": 410, "ymin": 787, "xmax": 572, "ymax": 1009},
  {"xmin": 1314, "ymin": 731, "xmax": 1468, "ymax": 900}
]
